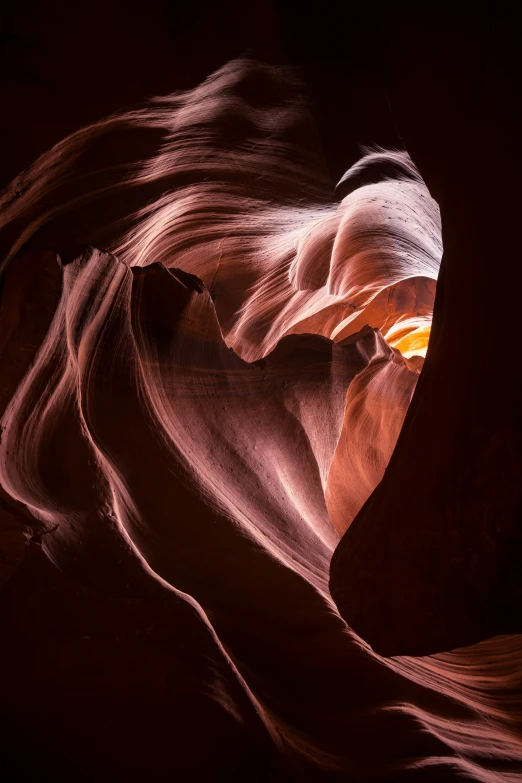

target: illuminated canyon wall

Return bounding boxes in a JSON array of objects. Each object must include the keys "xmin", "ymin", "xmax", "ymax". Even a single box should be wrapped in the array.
[{"xmin": 1, "ymin": 51, "xmax": 521, "ymax": 781}]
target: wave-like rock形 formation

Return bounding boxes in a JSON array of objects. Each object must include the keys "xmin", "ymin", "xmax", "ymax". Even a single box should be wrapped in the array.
[{"xmin": 1, "ymin": 59, "xmax": 521, "ymax": 780}]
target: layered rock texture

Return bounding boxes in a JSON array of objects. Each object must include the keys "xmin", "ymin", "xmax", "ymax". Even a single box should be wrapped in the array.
[{"xmin": 1, "ymin": 53, "xmax": 521, "ymax": 781}]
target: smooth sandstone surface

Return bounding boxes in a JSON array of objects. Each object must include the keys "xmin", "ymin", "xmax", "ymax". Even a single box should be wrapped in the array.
[{"xmin": 1, "ymin": 51, "xmax": 521, "ymax": 781}]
